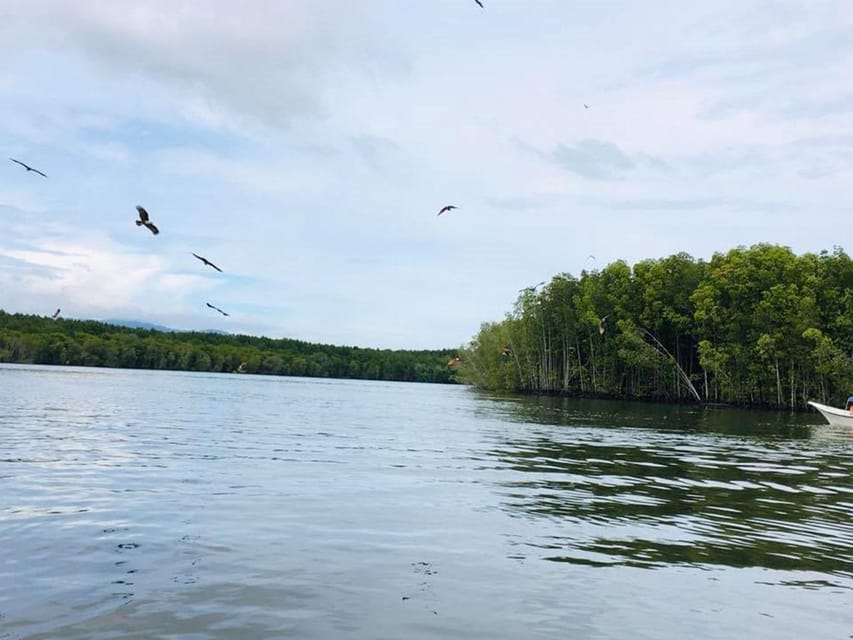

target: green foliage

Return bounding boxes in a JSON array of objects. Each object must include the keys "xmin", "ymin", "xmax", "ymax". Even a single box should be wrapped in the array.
[
  {"xmin": 0, "ymin": 312, "xmax": 457, "ymax": 385},
  {"xmin": 463, "ymin": 244, "xmax": 853, "ymax": 409}
]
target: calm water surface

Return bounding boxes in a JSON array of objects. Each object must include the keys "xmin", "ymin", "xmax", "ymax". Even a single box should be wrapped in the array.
[{"xmin": 1, "ymin": 364, "xmax": 852, "ymax": 639}]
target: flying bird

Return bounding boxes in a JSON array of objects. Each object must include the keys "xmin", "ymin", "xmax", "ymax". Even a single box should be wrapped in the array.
[
  {"xmin": 584, "ymin": 104, "xmax": 590, "ymax": 109},
  {"xmin": 234, "ymin": 360, "xmax": 247, "ymax": 373},
  {"xmin": 9, "ymin": 158, "xmax": 47, "ymax": 177},
  {"xmin": 206, "ymin": 302, "xmax": 229, "ymax": 317},
  {"xmin": 192, "ymin": 253, "xmax": 223, "ymax": 272},
  {"xmin": 447, "ymin": 357, "xmax": 461, "ymax": 367},
  {"xmin": 135, "ymin": 206, "xmax": 159, "ymax": 235},
  {"xmin": 520, "ymin": 281, "xmax": 545, "ymax": 294},
  {"xmin": 474, "ymin": 0, "xmax": 484, "ymax": 7},
  {"xmin": 437, "ymin": 205, "xmax": 458, "ymax": 216},
  {"xmin": 51, "ymin": 308, "xmax": 61, "ymax": 320},
  {"xmin": 598, "ymin": 315, "xmax": 609, "ymax": 335},
  {"xmin": 501, "ymin": 345, "xmax": 512, "ymax": 357}
]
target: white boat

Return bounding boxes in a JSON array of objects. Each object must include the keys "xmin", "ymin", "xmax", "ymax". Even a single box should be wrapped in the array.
[{"xmin": 807, "ymin": 400, "xmax": 853, "ymax": 427}]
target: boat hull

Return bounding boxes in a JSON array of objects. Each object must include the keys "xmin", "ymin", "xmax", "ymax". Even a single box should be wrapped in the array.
[{"xmin": 808, "ymin": 401, "xmax": 853, "ymax": 427}]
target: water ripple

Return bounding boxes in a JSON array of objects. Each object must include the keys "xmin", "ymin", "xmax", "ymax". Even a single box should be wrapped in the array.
[{"xmin": 1, "ymin": 366, "xmax": 852, "ymax": 639}]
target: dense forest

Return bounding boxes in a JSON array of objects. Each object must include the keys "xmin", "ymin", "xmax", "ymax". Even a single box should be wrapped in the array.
[
  {"xmin": 458, "ymin": 244, "xmax": 853, "ymax": 410},
  {"xmin": 0, "ymin": 312, "xmax": 455, "ymax": 384}
]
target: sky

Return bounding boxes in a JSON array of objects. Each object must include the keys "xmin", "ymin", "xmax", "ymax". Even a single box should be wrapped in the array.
[{"xmin": 0, "ymin": 0, "xmax": 851, "ymax": 350}]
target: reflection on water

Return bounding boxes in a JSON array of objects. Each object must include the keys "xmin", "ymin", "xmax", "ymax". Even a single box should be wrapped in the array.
[
  {"xmin": 480, "ymin": 395, "xmax": 853, "ymax": 581},
  {"xmin": 1, "ymin": 365, "xmax": 852, "ymax": 639}
]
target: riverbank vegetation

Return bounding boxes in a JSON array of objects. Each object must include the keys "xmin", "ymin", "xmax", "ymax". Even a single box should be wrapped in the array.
[
  {"xmin": 458, "ymin": 244, "xmax": 852, "ymax": 410},
  {"xmin": 0, "ymin": 312, "xmax": 455, "ymax": 383}
]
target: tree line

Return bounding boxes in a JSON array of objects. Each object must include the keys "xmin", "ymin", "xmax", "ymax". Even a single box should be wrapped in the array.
[
  {"xmin": 0, "ymin": 311, "xmax": 456, "ymax": 384},
  {"xmin": 458, "ymin": 244, "xmax": 853, "ymax": 410}
]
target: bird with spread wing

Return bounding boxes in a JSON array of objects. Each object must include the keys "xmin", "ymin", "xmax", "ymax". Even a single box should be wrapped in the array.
[
  {"xmin": 135, "ymin": 206, "xmax": 159, "ymax": 235},
  {"xmin": 9, "ymin": 158, "xmax": 47, "ymax": 178},
  {"xmin": 206, "ymin": 302, "xmax": 229, "ymax": 317},
  {"xmin": 519, "ymin": 281, "xmax": 545, "ymax": 294},
  {"xmin": 192, "ymin": 253, "xmax": 223, "ymax": 273}
]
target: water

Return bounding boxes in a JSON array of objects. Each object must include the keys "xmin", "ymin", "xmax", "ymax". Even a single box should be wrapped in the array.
[{"xmin": 1, "ymin": 364, "xmax": 852, "ymax": 639}]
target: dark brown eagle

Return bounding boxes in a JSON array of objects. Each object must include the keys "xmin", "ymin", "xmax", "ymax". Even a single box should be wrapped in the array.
[
  {"xmin": 192, "ymin": 253, "xmax": 223, "ymax": 272},
  {"xmin": 135, "ymin": 206, "xmax": 159, "ymax": 235},
  {"xmin": 206, "ymin": 302, "xmax": 229, "ymax": 317},
  {"xmin": 9, "ymin": 157, "xmax": 47, "ymax": 177}
]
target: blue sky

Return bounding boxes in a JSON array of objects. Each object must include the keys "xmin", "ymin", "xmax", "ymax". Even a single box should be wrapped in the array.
[{"xmin": 1, "ymin": 0, "xmax": 851, "ymax": 349}]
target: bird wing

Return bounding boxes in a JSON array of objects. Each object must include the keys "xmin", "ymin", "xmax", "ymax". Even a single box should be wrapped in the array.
[
  {"xmin": 144, "ymin": 221, "xmax": 159, "ymax": 235},
  {"xmin": 10, "ymin": 157, "xmax": 47, "ymax": 176},
  {"xmin": 194, "ymin": 253, "xmax": 223, "ymax": 272},
  {"xmin": 136, "ymin": 205, "xmax": 149, "ymax": 222}
]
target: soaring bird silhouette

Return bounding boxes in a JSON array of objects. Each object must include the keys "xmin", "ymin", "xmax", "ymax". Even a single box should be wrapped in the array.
[
  {"xmin": 474, "ymin": 0, "xmax": 484, "ymax": 7},
  {"xmin": 437, "ymin": 205, "xmax": 458, "ymax": 216},
  {"xmin": 135, "ymin": 206, "xmax": 159, "ymax": 235},
  {"xmin": 192, "ymin": 253, "xmax": 223, "ymax": 272},
  {"xmin": 520, "ymin": 281, "xmax": 545, "ymax": 294},
  {"xmin": 9, "ymin": 158, "xmax": 47, "ymax": 177},
  {"xmin": 206, "ymin": 302, "xmax": 229, "ymax": 317},
  {"xmin": 51, "ymin": 308, "xmax": 61, "ymax": 320},
  {"xmin": 584, "ymin": 104, "xmax": 590, "ymax": 109}
]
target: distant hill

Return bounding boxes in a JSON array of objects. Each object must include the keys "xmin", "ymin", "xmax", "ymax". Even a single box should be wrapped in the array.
[
  {"xmin": 102, "ymin": 319, "xmax": 230, "ymax": 335},
  {"xmin": 103, "ymin": 319, "xmax": 175, "ymax": 332}
]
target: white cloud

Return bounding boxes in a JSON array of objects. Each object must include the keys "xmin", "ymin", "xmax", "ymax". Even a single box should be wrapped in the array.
[
  {"xmin": 519, "ymin": 139, "xmax": 668, "ymax": 181},
  {"xmin": 0, "ymin": 0, "xmax": 385, "ymax": 130},
  {"xmin": 0, "ymin": 219, "xmax": 218, "ymax": 322}
]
